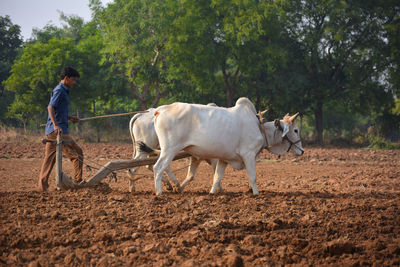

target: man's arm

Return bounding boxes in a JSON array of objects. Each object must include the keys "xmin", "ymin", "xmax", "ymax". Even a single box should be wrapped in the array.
[{"xmin": 48, "ymin": 105, "xmax": 62, "ymax": 133}]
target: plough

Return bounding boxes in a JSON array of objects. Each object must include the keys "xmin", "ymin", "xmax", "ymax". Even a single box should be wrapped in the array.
[{"xmin": 42, "ymin": 134, "xmax": 190, "ymax": 190}]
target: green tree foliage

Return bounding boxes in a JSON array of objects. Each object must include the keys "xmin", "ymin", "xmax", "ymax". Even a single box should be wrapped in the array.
[
  {"xmin": 280, "ymin": 0, "xmax": 398, "ymax": 143},
  {"xmin": 4, "ymin": 12, "xmax": 134, "ymax": 134},
  {"xmin": 30, "ymin": 24, "xmax": 65, "ymax": 44},
  {"xmin": 29, "ymin": 13, "xmax": 85, "ymax": 44},
  {"xmin": 166, "ymin": 0, "xmax": 279, "ymax": 107},
  {"xmin": 384, "ymin": 1, "xmax": 400, "ymax": 96},
  {"xmin": 93, "ymin": 0, "xmax": 175, "ymax": 109},
  {"xmin": 0, "ymin": 15, "xmax": 23, "ymax": 124},
  {"xmin": 4, "ymin": 38, "xmax": 80, "ymax": 130},
  {"xmin": 1, "ymin": 1, "xmax": 399, "ymax": 144}
]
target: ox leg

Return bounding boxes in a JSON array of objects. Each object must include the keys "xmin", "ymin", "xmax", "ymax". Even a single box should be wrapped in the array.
[
  {"xmin": 216, "ymin": 183, "xmax": 224, "ymax": 193},
  {"xmin": 127, "ymin": 153, "xmax": 147, "ymax": 192},
  {"xmin": 209, "ymin": 159, "xmax": 223, "ymax": 193},
  {"xmin": 153, "ymin": 149, "xmax": 179, "ymax": 195},
  {"xmin": 180, "ymin": 157, "xmax": 201, "ymax": 192},
  {"xmin": 161, "ymin": 169, "xmax": 176, "ymax": 191},
  {"xmin": 210, "ymin": 160, "xmax": 227, "ymax": 194},
  {"xmin": 243, "ymin": 156, "xmax": 259, "ymax": 195},
  {"xmin": 128, "ymin": 155, "xmax": 173, "ymax": 192},
  {"xmin": 146, "ymin": 164, "xmax": 174, "ymax": 191},
  {"xmin": 164, "ymin": 166, "xmax": 181, "ymax": 192}
]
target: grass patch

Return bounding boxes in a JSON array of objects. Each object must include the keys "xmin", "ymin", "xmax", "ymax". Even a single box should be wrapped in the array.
[
  {"xmin": 366, "ymin": 135, "xmax": 400, "ymax": 150},
  {"xmin": 0, "ymin": 126, "xmax": 39, "ymax": 143}
]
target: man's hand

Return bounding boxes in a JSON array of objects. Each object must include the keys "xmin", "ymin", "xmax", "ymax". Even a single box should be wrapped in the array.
[
  {"xmin": 54, "ymin": 125, "xmax": 62, "ymax": 134},
  {"xmin": 68, "ymin": 116, "xmax": 80, "ymax": 123}
]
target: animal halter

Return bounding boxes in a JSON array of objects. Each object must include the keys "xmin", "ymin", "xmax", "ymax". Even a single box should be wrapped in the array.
[
  {"xmin": 284, "ymin": 136, "xmax": 303, "ymax": 153},
  {"xmin": 274, "ymin": 119, "xmax": 303, "ymax": 153},
  {"xmin": 258, "ymin": 113, "xmax": 303, "ymax": 154}
]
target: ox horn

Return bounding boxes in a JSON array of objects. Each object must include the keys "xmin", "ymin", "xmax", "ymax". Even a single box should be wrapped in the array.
[
  {"xmin": 283, "ymin": 113, "xmax": 290, "ymax": 121},
  {"xmin": 259, "ymin": 110, "xmax": 268, "ymax": 117},
  {"xmin": 289, "ymin": 112, "xmax": 300, "ymax": 123}
]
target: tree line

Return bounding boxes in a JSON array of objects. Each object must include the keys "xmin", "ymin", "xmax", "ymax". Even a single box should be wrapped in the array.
[{"xmin": 1, "ymin": 0, "xmax": 399, "ymax": 144}]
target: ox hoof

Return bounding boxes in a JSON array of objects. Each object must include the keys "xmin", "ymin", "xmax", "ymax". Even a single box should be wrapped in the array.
[
  {"xmin": 174, "ymin": 186, "xmax": 182, "ymax": 193},
  {"xmin": 164, "ymin": 185, "xmax": 174, "ymax": 192},
  {"xmin": 128, "ymin": 179, "xmax": 136, "ymax": 192}
]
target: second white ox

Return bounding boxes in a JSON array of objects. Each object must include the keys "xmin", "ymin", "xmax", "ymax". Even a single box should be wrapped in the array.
[
  {"xmin": 127, "ymin": 108, "xmax": 180, "ymax": 192},
  {"xmin": 128, "ymin": 105, "xmax": 219, "ymax": 193},
  {"xmin": 142, "ymin": 97, "xmax": 304, "ymax": 195}
]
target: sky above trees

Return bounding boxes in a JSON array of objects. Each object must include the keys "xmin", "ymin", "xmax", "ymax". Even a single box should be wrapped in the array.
[{"xmin": 0, "ymin": 0, "xmax": 112, "ymax": 40}]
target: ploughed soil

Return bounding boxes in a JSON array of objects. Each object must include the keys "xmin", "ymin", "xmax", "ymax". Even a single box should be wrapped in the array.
[{"xmin": 0, "ymin": 142, "xmax": 399, "ymax": 266}]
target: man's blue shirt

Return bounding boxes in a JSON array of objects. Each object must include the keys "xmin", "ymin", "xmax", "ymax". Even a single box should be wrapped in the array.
[{"xmin": 45, "ymin": 83, "xmax": 70, "ymax": 135}]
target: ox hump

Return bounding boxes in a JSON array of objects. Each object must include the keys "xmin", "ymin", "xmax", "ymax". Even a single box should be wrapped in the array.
[{"xmin": 235, "ymin": 97, "xmax": 257, "ymax": 114}]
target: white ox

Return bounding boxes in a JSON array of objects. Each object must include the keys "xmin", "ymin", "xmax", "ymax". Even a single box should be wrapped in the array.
[
  {"xmin": 128, "ymin": 106, "xmax": 219, "ymax": 193},
  {"xmin": 143, "ymin": 97, "xmax": 303, "ymax": 195},
  {"xmin": 127, "ymin": 108, "xmax": 180, "ymax": 192}
]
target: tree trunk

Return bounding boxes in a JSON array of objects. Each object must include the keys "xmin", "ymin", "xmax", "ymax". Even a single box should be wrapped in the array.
[
  {"xmin": 23, "ymin": 120, "xmax": 27, "ymax": 135},
  {"xmin": 138, "ymin": 99, "xmax": 147, "ymax": 110},
  {"xmin": 255, "ymin": 85, "xmax": 261, "ymax": 112},
  {"xmin": 222, "ymin": 67, "xmax": 239, "ymax": 107},
  {"xmin": 76, "ymin": 109, "xmax": 82, "ymax": 135},
  {"xmin": 299, "ymin": 115, "xmax": 303, "ymax": 137},
  {"xmin": 314, "ymin": 100, "xmax": 323, "ymax": 145},
  {"xmin": 227, "ymin": 87, "xmax": 234, "ymax": 107},
  {"xmin": 93, "ymin": 100, "xmax": 100, "ymax": 143}
]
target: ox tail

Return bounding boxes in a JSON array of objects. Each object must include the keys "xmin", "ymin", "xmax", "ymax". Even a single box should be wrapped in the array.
[
  {"xmin": 129, "ymin": 113, "xmax": 144, "ymax": 157},
  {"xmin": 138, "ymin": 141, "xmax": 161, "ymax": 155}
]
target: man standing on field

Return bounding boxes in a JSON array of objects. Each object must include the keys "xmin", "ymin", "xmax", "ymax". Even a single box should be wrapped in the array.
[{"xmin": 38, "ymin": 67, "xmax": 84, "ymax": 191}]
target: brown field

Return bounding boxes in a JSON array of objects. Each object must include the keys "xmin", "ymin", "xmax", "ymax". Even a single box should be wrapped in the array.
[{"xmin": 0, "ymin": 142, "xmax": 399, "ymax": 266}]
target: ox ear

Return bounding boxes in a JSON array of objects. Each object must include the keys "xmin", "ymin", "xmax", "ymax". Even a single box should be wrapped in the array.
[
  {"xmin": 274, "ymin": 119, "xmax": 289, "ymax": 137},
  {"xmin": 274, "ymin": 119, "xmax": 284, "ymax": 131},
  {"xmin": 282, "ymin": 122, "xmax": 290, "ymax": 138}
]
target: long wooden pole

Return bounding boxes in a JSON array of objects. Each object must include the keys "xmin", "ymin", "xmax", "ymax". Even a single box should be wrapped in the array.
[
  {"xmin": 40, "ymin": 110, "xmax": 148, "ymax": 127},
  {"xmin": 79, "ymin": 111, "xmax": 148, "ymax": 121},
  {"xmin": 82, "ymin": 152, "xmax": 191, "ymax": 187}
]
